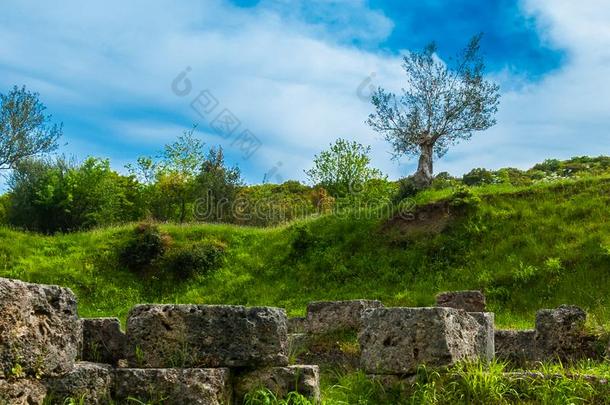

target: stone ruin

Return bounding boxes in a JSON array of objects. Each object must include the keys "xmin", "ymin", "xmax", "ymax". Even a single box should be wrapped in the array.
[
  {"xmin": 0, "ymin": 278, "xmax": 319, "ymax": 404},
  {"xmin": 1, "ymin": 277, "xmax": 607, "ymax": 404}
]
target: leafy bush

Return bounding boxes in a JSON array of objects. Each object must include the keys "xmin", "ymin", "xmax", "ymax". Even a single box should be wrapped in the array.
[
  {"xmin": 462, "ymin": 168, "xmax": 497, "ymax": 186},
  {"xmin": 163, "ymin": 241, "xmax": 226, "ymax": 280},
  {"xmin": 119, "ymin": 223, "xmax": 169, "ymax": 272},
  {"xmin": 431, "ymin": 171, "xmax": 461, "ymax": 190},
  {"xmin": 448, "ymin": 185, "xmax": 481, "ymax": 209},
  {"xmin": 394, "ymin": 176, "xmax": 420, "ymax": 201},
  {"xmin": 290, "ymin": 224, "xmax": 316, "ymax": 258}
]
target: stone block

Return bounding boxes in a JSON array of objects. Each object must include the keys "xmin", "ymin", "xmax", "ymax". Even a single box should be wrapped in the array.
[
  {"xmin": 535, "ymin": 305, "xmax": 588, "ymax": 361},
  {"xmin": 495, "ymin": 329, "xmax": 536, "ymax": 365},
  {"xmin": 436, "ymin": 290, "xmax": 486, "ymax": 312},
  {"xmin": 113, "ymin": 368, "xmax": 232, "ymax": 405},
  {"xmin": 126, "ymin": 304, "xmax": 288, "ymax": 368},
  {"xmin": 44, "ymin": 362, "xmax": 113, "ymax": 405},
  {"xmin": 82, "ymin": 318, "xmax": 127, "ymax": 365},
  {"xmin": 306, "ymin": 300, "xmax": 383, "ymax": 334},
  {"xmin": 469, "ymin": 312, "xmax": 495, "ymax": 362},
  {"xmin": 234, "ymin": 365, "xmax": 320, "ymax": 403},
  {"xmin": 0, "ymin": 379, "xmax": 46, "ymax": 405},
  {"xmin": 359, "ymin": 307, "xmax": 479, "ymax": 374},
  {"xmin": 0, "ymin": 277, "xmax": 81, "ymax": 377}
]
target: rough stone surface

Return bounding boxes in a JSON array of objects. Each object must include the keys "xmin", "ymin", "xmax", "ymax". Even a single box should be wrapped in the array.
[
  {"xmin": 436, "ymin": 290, "xmax": 486, "ymax": 312},
  {"xmin": 469, "ymin": 312, "xmax": 495, "ymax": 362},
  {"xmin": 114, "ymin": 368, "xmax": 232, "ymax": 405},
  {"xmin": 44, "ymin": 362, "xmax": 113, "ymax": 405},
  {"xmin": 359, "ymin": 307, "xmax": 480, "ymax": 374},
  {"xmin": 287, "ymin": 317, "xmax": 307, "ymax": 334},
  {"xmin": 0, "ymin": 379, "xmax": 46, "ymax": 405},
  {"xmin": 126, "ymin": 304, "xmax": 288, "ymax": 368},
  {"xmin": 82, "ymin": 318, "xmax": 127, "ymax": 365},
  {"xmin": 234, "ymin": 365, "xmax": 320, "ymax": 403},
  {"xmin": 0, "ymin": 277, "xmax": 81, "ymax": 378},
  {"xmin": 495, "ymin": 330, "xmax": 536, "ymax": 365},
  {"xmin": 535, "ymin": 305, "xmax": 589, "ymax": 361},
  {"xmin": 306, "ymin": 300, "xmax": 383, "ymax": 335}
]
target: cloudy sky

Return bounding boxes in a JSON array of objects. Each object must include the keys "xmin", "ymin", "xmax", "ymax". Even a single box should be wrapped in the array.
[{"xmin": 1, "ymin": 0, "xmax": 609, "ymax": 184}]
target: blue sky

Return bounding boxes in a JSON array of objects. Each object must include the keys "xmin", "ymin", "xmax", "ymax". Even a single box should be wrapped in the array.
[{"xmin": 1, "ymin": 0, "xmax": 609, "ymax": 185}]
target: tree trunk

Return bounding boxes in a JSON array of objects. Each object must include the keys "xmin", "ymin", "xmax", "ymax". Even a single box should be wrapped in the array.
[{"xmin": 413, "ymin": 142, "xmax": 434, "ymax": 188}]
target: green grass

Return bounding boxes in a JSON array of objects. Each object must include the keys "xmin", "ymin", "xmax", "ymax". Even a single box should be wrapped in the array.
[
  {"xmin": 1, "ymin": 176, "xmax": 610, "ymax": 330},
  {"xmin": 245, "ymin": 360, "xmax": 610, "ymax": 404}
]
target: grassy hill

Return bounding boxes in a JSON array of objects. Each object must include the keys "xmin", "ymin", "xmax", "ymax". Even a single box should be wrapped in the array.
[{"xmin": 1, "ymin": 173, "xmax": 610, "ymax": 330}]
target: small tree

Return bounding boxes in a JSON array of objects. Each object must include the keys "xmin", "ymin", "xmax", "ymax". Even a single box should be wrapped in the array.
[
  {"xmin": 0, "ymin": 86, "xmax": 62, "ymax": 170},
  {"xmin": 195, "ymin": 147, "xmax": 242, "ymax": 222},
  {"xmin": 305, "ymin": 138, "xmax": 383, "ymax": 197},
  {"xmin": 367, "ymin": 35, "xmax": 500, "ymax": 188}
]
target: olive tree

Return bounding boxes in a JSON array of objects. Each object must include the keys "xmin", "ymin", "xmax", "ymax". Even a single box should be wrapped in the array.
[
  {"xmin": 367, "ymin": 35, "xmax": 500, "ymax": 188},
  {"xmin": 0, "ymin": 86, "xmax": 62, "ymax": 170}
]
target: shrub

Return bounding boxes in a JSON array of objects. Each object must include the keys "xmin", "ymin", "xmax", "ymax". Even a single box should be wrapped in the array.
[
  {"xmin": 462, "ymin": 168, "xmax": 497, "ymax": 186},
  {"xmin": 163, "ymin": 240, "xmax": 226, "ymax": 280},
  {"xmin": 448, "ymin": 185, "xmax": 481, "ymax": 209},
  {"xmin": 290, "ymin": 224, "xmax": 315, "ymax": 258},
  {"xmin": 119, "ymin": 223, "xmax": 169, "ymax": 272},
  {"xmin": 394, "ymin": 176, "xmax": 420, "ymax": 202},
  {"xmin": 431, "ymin": 172, "xmax": 461, "ymax": 190}
]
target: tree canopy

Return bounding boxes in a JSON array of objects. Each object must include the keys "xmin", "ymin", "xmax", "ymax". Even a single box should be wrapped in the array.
[{"xmin": 367, "ymin": 35, "xmax": 500, "ymax": 188}]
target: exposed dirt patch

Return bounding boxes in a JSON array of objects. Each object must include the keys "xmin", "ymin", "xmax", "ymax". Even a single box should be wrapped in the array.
[{"xmin": 382, "ymin": 200, "xmax": 454, "ymax": 236}]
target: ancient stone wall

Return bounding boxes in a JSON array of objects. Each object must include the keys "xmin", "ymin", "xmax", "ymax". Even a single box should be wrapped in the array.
[{"xmin": 1, "ymin": 279, "xmax": 607, "ymax": 404}]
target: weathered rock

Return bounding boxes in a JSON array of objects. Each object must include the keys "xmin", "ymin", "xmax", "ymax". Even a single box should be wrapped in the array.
[
  {"xmin": 44, "ymin": 362, "xmax": 113, "ymax": 405},
  {"xmin": 495, "ymin": 330, "xmax": 536, "ymax": 365},
  {"xmin": 287, "ymin": 317, "xmax": 307, "ymax": 334},
  {"xmin": 114, "ymin": 368, "xmax": 232, "ymax": 405},
  {"xmin": 535, "ymin": 305, "xmax": 589, "ymax": 361},
  {"xmin": 436, "ymin": 290, "xmax": 486, "ymax": 312},
  {"xmin": 0, "ymin": 378, "xmax": 46, "ymax": 405},
  {"xmin": 306, "ymin": 300, "xmax": 383, "ymax": 334},
  {"xmin": 0, "ymin": 277, "xmax": 81, "ymax": 378},
  {"xmin": 359, "ymin": 307, "xmax": 480, "ymax": 374},
  {"xmin": 234, "ymin": 365, "xmax": 320, "ymax": 403},
  {"xmin": 82, "ymin": 318, "xmax": 127, "ymax": 365},
  {"xmin": 469, "ymin": 312, "xmax": 495, "ymax": 362},
  {"xmin": 126, "ymin": 304, "xmax": 288, "ymax": 368}
]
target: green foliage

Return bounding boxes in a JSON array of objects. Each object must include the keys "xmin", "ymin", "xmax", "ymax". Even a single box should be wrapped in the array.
[
  {"xmin": 244, "ymin": 389, "xmax": 313, "ymax": 405},
  {"xmin": 129, "ymin": 129, "xmax": 242, "ymax": 223},
  {"xmin": 0, "ymin": 194, "xmax": 8, "ymax": 225},
  {"xmin": 163, "ymin": 240, "xmax": 226, "ymax": 280},
  {"xmin": 448, "ymin": 185, "xmax": 481, "ymax": 209},
  {"xmin": 305, "ymin": 138, "xmax": 384, "ymax": 198},
  {"xmin": 119, "ymin": 223, "xmax": 169, "ymax": 272},
  {"xmin": 462, "ymin": 168, "xmax": 498, "ymax": 186},
  {"xmin": 1, "ymin": 167, "xmax": 610, "ymax": 330},
  {"xmin": 0, "ymin": 85, "xmax": 62, "ymax": 170},
  {"xmin": 7, "ymin": 157, "xmax": 142, "ymax": 233}
]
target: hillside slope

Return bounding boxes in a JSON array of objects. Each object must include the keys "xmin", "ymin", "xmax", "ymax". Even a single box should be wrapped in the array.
[{"xmin": 1, "ymin": 176, "xmax": 609, "ymax": 329}]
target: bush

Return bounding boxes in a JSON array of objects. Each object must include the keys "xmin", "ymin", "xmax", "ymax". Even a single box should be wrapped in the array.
[
  {"xmin": 394, "ymin": 176, "xmax": 420, "ymax": 202},
  {"xmin": 448, "ymin": 185, "xmax": 481, "ymax": 209},
  {"xmin": 462, "ymin": 168, "xmax": 497, "ymax": 186},
  {"xmin": 120, "ymin": 223, "xmax": 169, "ymax": 272},
  {"xmin": 163, "ymin": 240, "xmax": 226, "ymax": 280}
]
